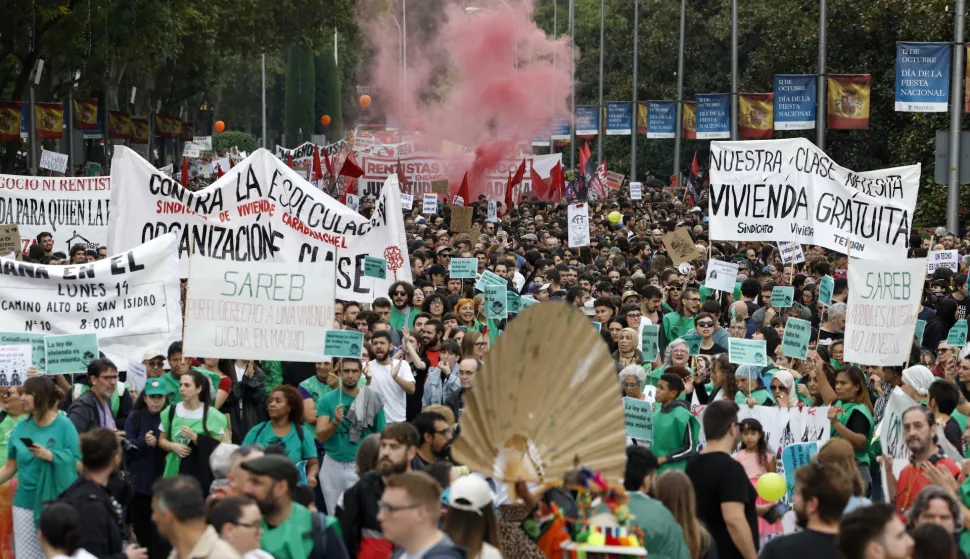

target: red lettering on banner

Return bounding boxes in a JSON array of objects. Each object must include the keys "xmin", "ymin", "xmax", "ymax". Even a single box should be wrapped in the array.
[{"xmin": 282, "ymin": 213, "xmax": 349, "ymax": 248}]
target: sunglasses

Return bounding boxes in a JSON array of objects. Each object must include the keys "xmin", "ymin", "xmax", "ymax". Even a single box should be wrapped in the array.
[
  {"xmin": 696, "ymin": 321, "xmax": 715, "ymax": 328},
  {"xmin": 392, "ymin": 291, "xmax": 408, "ymax": 296}
]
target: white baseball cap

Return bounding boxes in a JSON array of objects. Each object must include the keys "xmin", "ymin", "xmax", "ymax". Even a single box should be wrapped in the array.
[{"xmin": 446, "ymin": 475, "xmax": 495, "ymax": 514}]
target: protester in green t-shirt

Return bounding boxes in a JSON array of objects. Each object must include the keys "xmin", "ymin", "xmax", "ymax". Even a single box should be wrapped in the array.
[
  {"xmin": 816, "ymin": 363, "xmax": 875, "ymax": 492},
  {"xmin": 300, "ymin": 361, "xmax": 339, "ymax": 425},
  {"xmin": 242, "ymin": 386, "xmax": 318, "ymax": 487},
  {"xmin": 158, "ymin": 371, "xmax": 228, "ymax": 479},
  {"xmin": 644, "ymin": 338, "xmax": 693, "ymax": 389},
  {"xmin": 0, "ymin": 387, "xmax": 26, "ymax": 465},
  {"xmin": 652, "ymin": 373, "xmax": 700, "ymax": 473}
]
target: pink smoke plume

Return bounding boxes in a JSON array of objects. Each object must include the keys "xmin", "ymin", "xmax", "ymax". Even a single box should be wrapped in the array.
[{"xmin": 358, "ymin": 0, "xmax": 573, "ymax": 200}]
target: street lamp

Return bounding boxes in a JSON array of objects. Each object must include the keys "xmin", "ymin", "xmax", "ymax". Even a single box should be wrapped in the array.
[{"xmin": 389, "ymin": 16, "xmax": 405, "ymax": 101}]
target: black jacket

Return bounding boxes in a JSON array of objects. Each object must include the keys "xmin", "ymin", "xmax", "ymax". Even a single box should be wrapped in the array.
[
  {"xmin": 218, "ymin": 360, "xmax": 267, "ymax": 444},
  {"xmin": 445, "ymin": 387, "xmax": 465, "ymax": 424},
  {"xmin": 58, "ymin": 477, "xmax": 127, "ymax": 559},
  {"xmin": 67, "ymin": 389, "xmax": 132, "ymax": 434},
  {"xmin": 338, "ymin": 471, "xmax": 385, "ymax": 558}
]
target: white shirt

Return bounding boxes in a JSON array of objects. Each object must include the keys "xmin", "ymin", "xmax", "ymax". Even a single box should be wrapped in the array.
[
  {"xmin": 513, "ymin": 271, "xmax": 525, "ymax": 292},
  {"xmin": 367, "ymin": 359, "xmax": 415, "ymax": 422}
]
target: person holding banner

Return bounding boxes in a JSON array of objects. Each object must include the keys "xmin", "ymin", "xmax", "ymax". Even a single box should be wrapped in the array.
[
  {"xmin": 816, "ymin": 364, "xmax": 875, "ymax": 495},
  {"xmin": 735, "ymin": 366, "xmax": 774, "ymax": 407}
]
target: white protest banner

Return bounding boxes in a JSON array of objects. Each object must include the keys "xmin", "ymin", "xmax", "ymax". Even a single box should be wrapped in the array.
[
  {"xmin": 0, "ymin": 174, "xmax": 111, "ymax": 254},
  {"xmin": 345, "ymin": 194, "xmax": 360, "ymax": 212},
  {"xmin": 192, "ymin": 136, "xmax": 213, "ymax": 151},
  {"xmin": 182, "ymin": 145, "xmax": 202, "ymax": 159},
  {"xmin": 0, "ymin": 345, "xmax": 31, "ymax": 386},
  {"xmin": 108, "ymin": 147, "xmax": 412, "ymax": 303},
  {"xmin": 629, "ymin": 181, "xmax": 642, "ymax": 200},
  {"xmin": 777, "ymin": 241, "xmax": 806, "ymax": 264},
  {"xmin": 704, "ymin": 259, "xmax": 738, "ymax": 292},
  {"xmin": 183, "ymin": 254, "xmax": 336, "ymax": 361},
  {"xmin": 690, "ymin": 404, "xmax": 831, "ymax": 449},
  {"xmin": 0, "ymin": 234, "xmax": 182, "ymax": 369},
  {"xmin": 928, "ymin": 250, "xmax": 959, "ymax": 274},
  {"xmin": 487, "ymin": 201, "xmax": 498, "ymax": 222},
  {"xmin": 567, "ymin": 203, "xmax": 590, "ymax": 248},
  {"xmin": 709, "ymin": 138, "xmax": 920, "ymax": 260},
  {"xmin": 39, "ymin": 150, "xmax": 69, "ymax": 174},
  {"xmin": 845, "ymin": 257, "xmax": 926, "ymax": 366},
  {"xmin": 879, "ymin": 389, "xmax": 918, "ymax": 478},
  {"xmin": 400, "ymin": 193, "xmax": 414, "ymax": 211},
  {"xmin": 274, "ymin": 140, "xmax": 349, "ymax": 169},
  {"xmin": 422, "ymin": 193, "xmax": 438, "ymax": 214}
]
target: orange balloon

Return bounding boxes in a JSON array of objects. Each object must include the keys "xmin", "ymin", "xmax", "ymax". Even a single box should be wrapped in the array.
[
  {"xmin": 320, "ymin": 115, "xmax": 332, "ymax": 127},
  {"xmin": 359, "ymin": 95, "xmax": 372, "ymax": 109},
  {"xmin": 214, "ymin": 120, "xmax": 226, "ymax": 133}
]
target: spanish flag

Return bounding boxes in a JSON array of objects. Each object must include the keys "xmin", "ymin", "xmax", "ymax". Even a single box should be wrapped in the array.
[
  {"xmin": 682, "ymin": 101, "xmax": 696, "ymax": 140},
  {"xmin": 827, "ymin": 74, "xmax": 870, "ymax": 130},
  {"xmin": 130, "ymin": 118, "xmax": 150, "ymax": 144},
  {"xmin": 739, "ymin": 93, "xmax": 774, "ymax": 139},
  {"xmin": 108, "ymin": 111, "xmax": 131, "ymax": 139},
  {"xmin": 73, "ymin": 99, "xmax": 98, "ymax": 129},
  {"xmin": 636, "ymin": 102, "xmax": 647, "ymax": 135},
  {"xmin": 0, "ymin": 101, "xmax": 22, "ymax": 142},
  {"xmin": 156, "ymin": 114, "xmax": 174, "ymax": 137},
  {"xmin": 35, "ymin": 102, "xmax": 64, "ymax": 139}
]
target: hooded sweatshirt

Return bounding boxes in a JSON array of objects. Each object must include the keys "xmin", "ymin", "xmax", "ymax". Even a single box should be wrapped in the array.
[{"xmin": 651, "ymin": 399, "xmax": 700, "ymax": 474}]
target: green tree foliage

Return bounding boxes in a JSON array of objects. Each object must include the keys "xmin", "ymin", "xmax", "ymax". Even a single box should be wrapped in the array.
[
  {"xmin": 315, "ymin": 44, "xmax": 344, "ymax": 142},
  {"xmin": 284, "ymin": 43, "xmax": 316, "ymax": 145},
  {"xmin": 213, "ymin": 131, "xmax": 258, "ymax": 153}
]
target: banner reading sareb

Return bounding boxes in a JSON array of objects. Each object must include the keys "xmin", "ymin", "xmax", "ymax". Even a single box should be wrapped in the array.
[{"xmin": 108, "ymin": 146, "xmax": 412, "ymax": 303}]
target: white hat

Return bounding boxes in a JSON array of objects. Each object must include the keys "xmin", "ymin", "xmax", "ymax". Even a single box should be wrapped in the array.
[
  {"xmin": 142, "ymin": 344, "xmax": 167, "ymax": 362},
  {"xmin": 447, "ymin": 475, "xmax": 494, "ymax": 514}
]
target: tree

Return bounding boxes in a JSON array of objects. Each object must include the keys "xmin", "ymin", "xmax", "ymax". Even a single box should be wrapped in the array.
[
  {"xmin": 284, "ymin": 43, "xmax": 316, "ymax": 146},
  {"xmin": 213, "ymin": 131, "xmax": 258, "ymax": 152},
  {"xmin": 315, "ymin": 43, "xmax": 344, "ymax": 142}
]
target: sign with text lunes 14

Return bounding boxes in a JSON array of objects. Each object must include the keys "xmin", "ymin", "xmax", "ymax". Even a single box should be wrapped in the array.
[{"xmin": 108, "ymin": 147, "xmax": 411, "ymax": 303}]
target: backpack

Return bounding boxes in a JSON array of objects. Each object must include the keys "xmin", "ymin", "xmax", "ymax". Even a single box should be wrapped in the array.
[
  {"xmin": 306, "ymin": 512, "xmax": 340, "ymax": 559},
  {"xmin": 252, "ymin": 420, "xmax": 306, "ymax": 445}
]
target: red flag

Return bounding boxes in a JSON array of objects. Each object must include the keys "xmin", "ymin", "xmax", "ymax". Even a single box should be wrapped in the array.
[
  {"xmin": 549, "ymin": 161, "xmax": 565, "ymax": 201},
  {"xmin": 229, "ymin": 158, "xmax": 236, "ymax": 169},
  {"xmin": 529, "ymin": 165, "xmax": 549, "ymax": 201},
  {"xmin": 580, "ymin": 141, "xmax": 592, "ymax": 164},
  {"xmin": 504, "ymin": 159, "xmax": 526, "ymax": 209},
  {"xmin": 456, "ymin": 172, "xmax": 470, "ymax": 205},
  {"xmin": 217, "ymin": 163, "xmax": 224, "ymax": 178},
  {"xmin": 287, "ymin": 151, "xmax": 293, "ymax": 169},
  {"xmin": 339, "ymin": 150, "xmax": 364, "ymax": 178},
  {"xmin": 312, "ymin": 145, "xmax": 324, "ymax": 182},
  {"xmin": 322, "ymin": 148, "xmax": 334, "ymax": 177},
  {"xmin": 396, "ymin": 159, "xmax": 410, "ymax": 193},
  {"xmin": 181, "ymin": 157, "xmax": 189, "ymax": 186},
  {"xmin": 503, "ymin": 171, "xmax": 514, "ymax": 213}
]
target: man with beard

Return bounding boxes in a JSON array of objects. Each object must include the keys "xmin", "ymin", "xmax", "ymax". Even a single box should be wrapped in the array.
[
  {"xmin": 366, "ymin": 332, "xmax": 415, "ymax": 423},
  {"xmin": 316, "ymin": 358, "xmax": 387, "ymax": 515},
  {"xmin": 837, "ymin": 504, "xmax": 914, "ymax": 559},
  {"xmin": 388, "ymin": 282, "xmax": 417, "ymax": 331},
  {"xmin": 685, "ymin": 400, "xmax": 758, "ymax": 559},
  {"xmin": 338, "ymin": 423, "xmax": 420, "ymax": 558},
  {"xmin": 885, "ymin": 406, "xmax": 961, "ymax": 516},
  {"xmin": 240, "ymin": 454, "xmax": 350, "ymax": 559},
  {"xmin": 758, "ymin": 462, "xmax": 852, "ymax": 559},
  {"xmin": 410, "ymin": 411, "xmax": 453, "ymax": 471}
]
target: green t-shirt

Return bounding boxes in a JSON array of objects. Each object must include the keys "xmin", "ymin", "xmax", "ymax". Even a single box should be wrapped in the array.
[
  {"xmin": 242, "ymin": 422, "xmax": 316, "ymax": 466},
  {"xmin": 160, "ymin": 403, "xmax": 229, "ymax": 476},
  {"xmin": 299, "ymin": 375, "xmax": 334, "ymax": 406},
  {"xmin": 158, "ymin": 372, "xmax": 183, "ymax": 404},
  {"xmin": 651, "ymin": 405, "xmax": 700, "ymax": 474},
  {"xmin": 735, "ymin": 388, "xmax": 774, "ymax": 406},
  {"xmin": 8, "ymin": 414, "xmax": 81, "ymax": 508},
  {"xmin": 389, "ymin": 306, "xmax": 417, "ymax": 331},
  {"xmin": 627, "ymin": 492, "xmax": 691, "ymax": 559},
  {"xmin": 261, "ymin": 501, "xmax": 315, "ymax": 559},
  {"xmin": 316, "ymin": 389, "xmax": 386, "ymax": 463},
  {"xmin": 0, "ymin": 414, "xmax": 25, "ymax": 467},
  {"xmin": 643, "ymin": 365, "xmax": 694, "ymax": 389},
  {"xmin": 832, "ymin": 400, "xmax": 874, "ymax": 466},
  {"xmin": 662, "ymin": 314, "xmax": 696, "ymax": 346}
]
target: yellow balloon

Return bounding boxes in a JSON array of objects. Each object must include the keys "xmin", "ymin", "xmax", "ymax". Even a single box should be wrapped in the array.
[
  {"xmin": 608, "ymin": 211, "xmax": 622, "ymax": 223},
  {"xmin": 756, "ymin": 472, "xmax": 787, "ymax": 502}
]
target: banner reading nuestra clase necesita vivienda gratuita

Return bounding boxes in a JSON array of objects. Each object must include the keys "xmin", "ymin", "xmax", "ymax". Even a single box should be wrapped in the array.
[
  {"xmin": 708, "ymin": 138, "xmax": 920, "ymax": 260},
  {"xmin": 108, "ymin": 147, "xmax": 412, "ymax": 303}
]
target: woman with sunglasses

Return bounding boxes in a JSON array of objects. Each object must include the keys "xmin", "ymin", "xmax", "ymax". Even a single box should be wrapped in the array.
[
  {"xmin": 768, "ymin": 369, "xmax": 797, "ymax": 408},
  {"xmin": 694, "ymin": 312, "xmax": 727, "ymax": 356}
]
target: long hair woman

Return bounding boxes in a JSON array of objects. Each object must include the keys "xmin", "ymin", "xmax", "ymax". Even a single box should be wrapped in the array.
[
  {"xmin": 442, "ymin": 475, "xmax": 503, "ymax": 559},
  {"xmin": 816, "ymin": 364, "xmax": 875, "ymax": 494},
  {"xmin": 242, "ymin": 386, "xmax": 318, "ymax": 487},
  {"xmin": 461, "ymin": 330, "xmax": 489, "ymax": 361},
  {"xmin": 0, "ymin": 377, "xmax": 79, "ymax": 559},
  {"xmin": 424, "ymin": 293, "xmax": 452, "ymax": 322},
  {"xmin": 124, "ymin": 379, "xmax": 171, "ymax": 558},
  {"xmin": 195, "ymin": 358, "xmax": 231, "ymax": 409},
  {"xmin": 654, "ymin": 471, "xmax": 715, "ymax": 559},
  {"xmin": 158, "ymin": 370, "xmax": 228, "ymax": 489}
]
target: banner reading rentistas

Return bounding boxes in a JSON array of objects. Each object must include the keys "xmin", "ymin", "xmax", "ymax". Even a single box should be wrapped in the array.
[
  {"xmin": 696, "ymin": 94, "xmax": 731, "ymax": 140},
  {"xmin": 0, "ymin": 174, "xmax": 111, "ymax": 254},
  {"xmin": 605, "ymin": 102, "xmax": 632, "ymax": 135},
  {"xmin": 773, "ymin": 75, "xmax": 816, "ymax": 130},
  {"xmin": 0, "ymin": 234, "xmax": 182, "ymax": 369},
  {"xmin": 108, "ymin": 147, "xmax": 412, "ymax": 303},
  {"xmin": 646, "ymin": 101, "xmax": 676, "ymax": 138},
  {"xmin": 845, "ymin": 257, "xmax": 926, "ymax": 366},
  {"xmin": 708, "ymin": 138, "xmax": 920, "ymax": 260},
  {"xmin": 895, "ymin": 42, "xmax": 950, "ymax": 112}
]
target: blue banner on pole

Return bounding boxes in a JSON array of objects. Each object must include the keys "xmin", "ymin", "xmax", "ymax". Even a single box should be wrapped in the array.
[
  {"xmin": 895, "ymin": 42, "xmax": 950, "ymax": 112},
  {"xmin": 605, "ymin": 102, "xmax": 632, "ymax": 135},
  {"xmin": 646, "ymin": 101, "xmax": 676, "ymax": 139},
  {"xmin": 773, "ymin": 74, "xmax": 816, "ymax": 130},
  {"xmin": 531, "ymin": 121, "xmax": 551, "ymax": 147},
  {"xmin": 576, "ymin": 105, "xmax": 600, "ymax": 136},
  {"xmin": 551, "ymin": 115, "xmax": 571, "ymax": 141},
  {"xmin": 696, "ymin": 94, "xmax": 731, "ymax": 139}
]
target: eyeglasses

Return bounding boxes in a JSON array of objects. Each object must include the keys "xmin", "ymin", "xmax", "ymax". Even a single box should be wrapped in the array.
[
  {"xmin": 770, "ymin": 385, "xmax": 785, "ymax": 391},
  {"xmin": 100, "ymin": 375, "xmax": 119, "ymax": 382},
  {"xmin": 459, "ymin": 369, "xmax": 477, "ymax": 376},
  {"xmin": 435, "ymin": 428, "xmax": 455, "ymax": 436},
  {"xmin": 392, "ymin": 291, "xmax": 408, "ymax": 296},
  {"xmin": 626, "ymin": 313, "xmax": 641, "ymax": 319},
  {"xmin": 475, "ymin": 342, "xmax": 488, "ymax": 348},
  {"xmin": 696, "ymin": 321, "xmax": 715, "ymax": 328},
  {"xmin": 623, "ymin": 285, "xmax": 634, "ymax": 290},
  {"xmin": 146, "ymin": 359, "xmax": 165, "ymax": 368}
]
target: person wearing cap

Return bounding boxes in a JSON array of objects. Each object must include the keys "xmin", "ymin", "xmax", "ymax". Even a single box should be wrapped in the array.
[
  {"xmin": 125, "ymin": 377, "xmax": 172, "ymax": 557},
  {"xmin": 239, "ymin": 454, "xmax": 350, "ymax": 559},
  {"xmin": 441, "ymin": 475, "xmax": 501, "ymax": 559},
  {"xmin": 623, "ymin": 446, "xmax": 691, "ymax": 559}
]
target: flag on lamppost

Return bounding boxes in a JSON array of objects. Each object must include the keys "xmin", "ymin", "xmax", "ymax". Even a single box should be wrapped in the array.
[
  {"xmin": 827, "ymin": 74, "xmax": 871, "ymax": 130},
  {"xmin": 739, "ymin": 93, "xmax": 774, "ymax": 139}
]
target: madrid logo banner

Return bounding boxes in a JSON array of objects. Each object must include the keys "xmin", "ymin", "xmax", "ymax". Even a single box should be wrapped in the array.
[
  {"xmin": 696, "ymin": 94, "xmax": 730, "ymax": 140},
  {"xmin": 646, "ymin": 101, "xmax": 676, "ymax": 138},
  {"xmin": 895, "ymin": 42, "xmax": 950, "ymax": 112},
  {"xmin": 708, "ymin": 138, "xmax": 920, "ymax": 260},
  {"xmin": 108, "ymin": 146, "xmax": 412, "ymax": 303}
]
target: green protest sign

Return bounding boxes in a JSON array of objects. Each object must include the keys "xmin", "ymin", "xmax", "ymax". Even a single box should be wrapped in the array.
[
  {"xmin": 85, "ymin": 161, "xmax": 102, "ymax": 177},
  {"xmin": 475, "ymin": 270, "xmax": 506, "ymax": 292},
  {"xmin": 781, "ymin": 317, "xmax": 811, "ymax": 360},
  {"xmin": 641, "ymin": 325, "xmax": 660, "ymax": 363},
  {"xmin": 323, "ymin": 330, "xmax": 364, "ymax": 359},
  {"xmin": 363, "ymin": 256, "xmax": 387, "ymax": 279},
  {"xmin": 915, "ymin": 319, "xmax": 927, "ymax": 344},
  {"xmin": 484, "ymin": 283, "xmax": 508, "ymax": 319},
  {"xmin": 771, "ymin": 286, "xmax": 795, "ymax": 308},
  {"xmin": 733, "ymin": 281, "xmax": 743, "ymax": 300},
  {"xmin": 45, "ymin": 333, "xmax": 99, "ymax": 375},
  {"xmin": 683, "ymin": 333, "xmax": 702, "ymax": 356},
  {"xmin": 818, "ymin": 275, "xmax": 834, "ymax": 306},
  {"xmin": 624, "ymin": 397, "xmax": 654, "ymax": 442},
  {"xmin": 521, "ymin": 296, "xmax": 540, "ymax": 308},
  {"xmin": 0, "ymin": 332, "xmax": 47, "ymax": 372},
  {"xmin": 507, "ymin": 292, "xmax": 522, "ymax": 314},
  {"xmin": 947, "ymin": 319, "xmax": 968, "ymax": 348},
  {"xmin": 728, "ymin": 338, "xmax": 768, "ymax": 366},
  {"xmin": 449, "ymin": 258, "xmax": 479, "ymax": 279}
]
